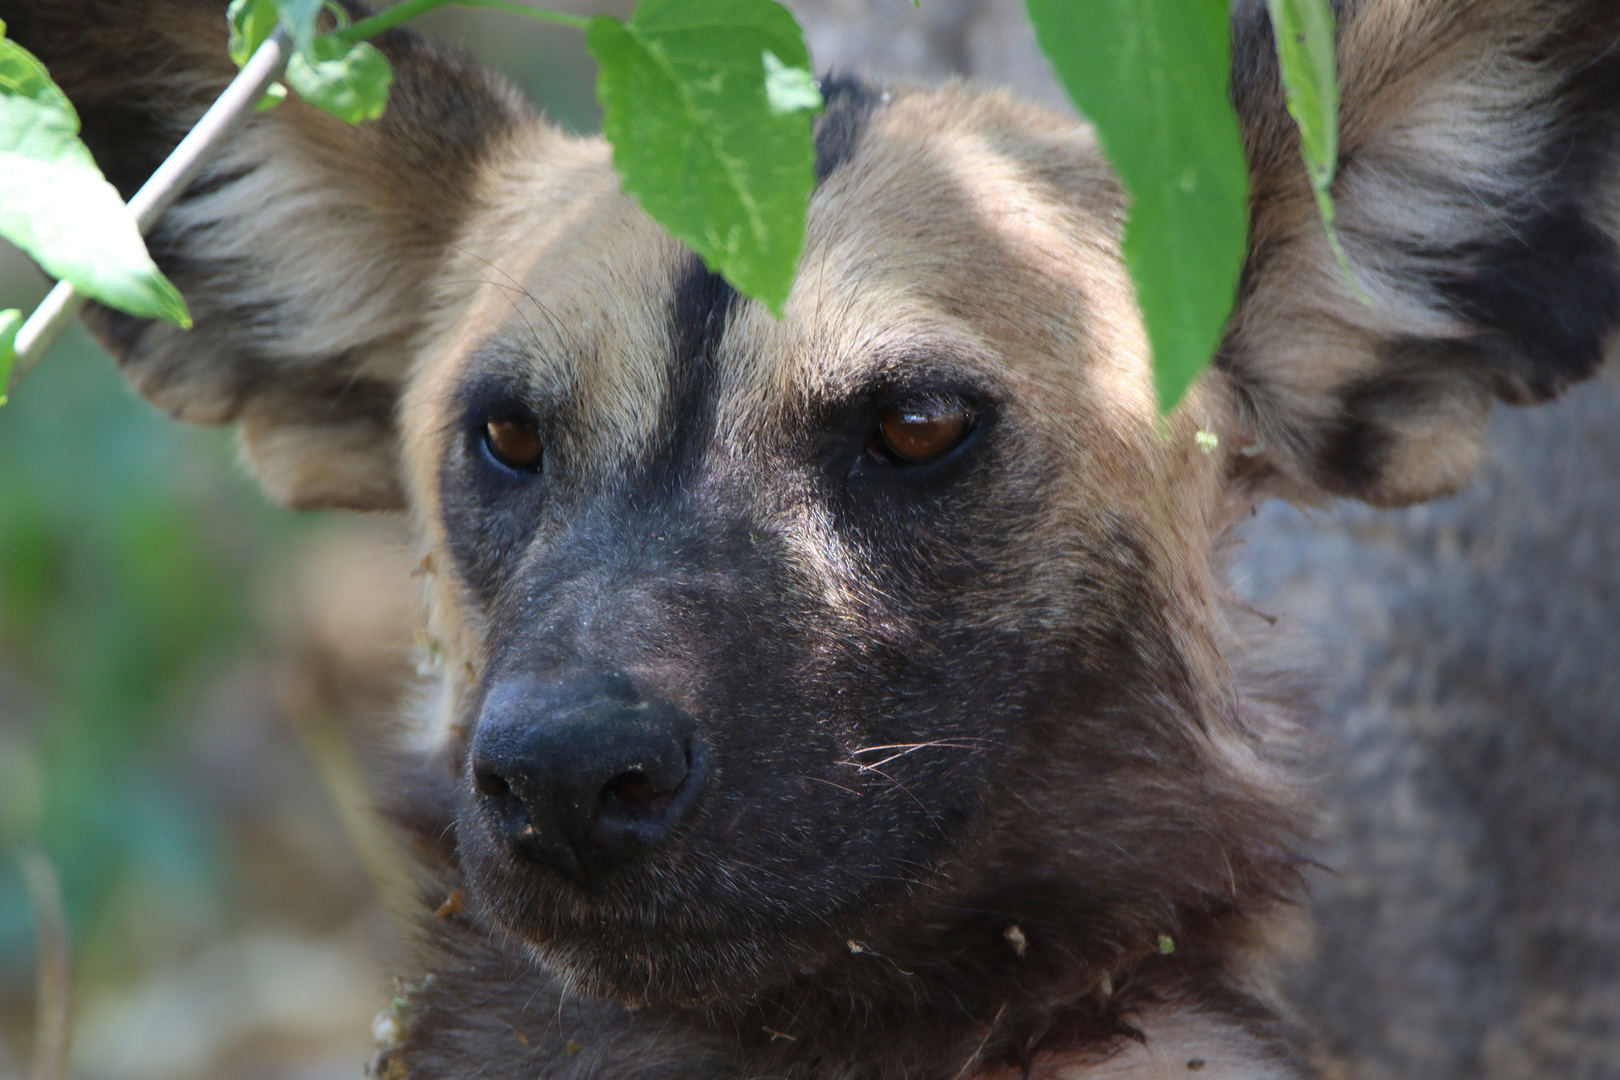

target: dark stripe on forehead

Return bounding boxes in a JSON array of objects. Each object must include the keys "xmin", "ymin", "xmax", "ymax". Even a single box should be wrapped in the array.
[
  {"xmin": 649, "ymin": 255, "xmax": 738, "ymax": 485},
  {"xmin": 649, "ymin": 78, "xmax": 882, "ymax": 476},
  {"xmin": 669, "ymin": 254, "xmax": 738, "ymax": 385},
  {"xmin": 814, "ymin": 75, "xmax": 881, "ymax": 184}
]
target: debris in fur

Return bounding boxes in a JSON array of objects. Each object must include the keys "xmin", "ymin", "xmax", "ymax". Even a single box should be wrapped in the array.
[
  {"xmin": 413, "ymin": 630, "xmax": 445, "ymax": 674},
  {"xmin": 1158, "ymin": 934, "xmax": 1176, "ymax": 955},
  {"xmin": 372, "ymin": 1011, "xmax": 403, "ymax": 1050},
  {"xmin": 1004, "ymin": 924, "xmax": 1028, "ymax": 957},
  {"xmin": 433, "ymin": 889, "xmax": 464, "ymax": 919}
]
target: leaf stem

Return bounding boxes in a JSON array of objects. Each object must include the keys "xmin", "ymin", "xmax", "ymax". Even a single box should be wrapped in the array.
[
  {"xmin": 333, "ymin": 0, "xmax": 589, "ymax": 43},
  {"xmin": 7, "ymin": 27, "xmax": 292, "ymax": 392}
]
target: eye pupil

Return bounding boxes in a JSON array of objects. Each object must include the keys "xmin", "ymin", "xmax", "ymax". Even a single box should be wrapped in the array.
[
  {"xmin": 485, "ymin": 419, "xmax": 542, "ymax": 470},
  {"xmin": 877, "ymin": 400, "xmax": 974, "ymax": 463}
]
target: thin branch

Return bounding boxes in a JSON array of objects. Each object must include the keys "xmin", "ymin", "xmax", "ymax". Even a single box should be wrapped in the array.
[
  {"xmin": 19, "ymin": 849, "xmax": 71, "ymax": 1080},
  {"xmin": 7, "ymin": 28, "xmax": 292, "ymax": 391}
]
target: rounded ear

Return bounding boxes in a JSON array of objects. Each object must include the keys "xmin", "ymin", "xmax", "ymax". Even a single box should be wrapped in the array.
[
  {"xmin": 2, "ymin": 0, "xmax": 533, "ymax": 510},
  {"xmin": 1220, "ymin": 0, "xmax": 1620, "ymax": 507}
]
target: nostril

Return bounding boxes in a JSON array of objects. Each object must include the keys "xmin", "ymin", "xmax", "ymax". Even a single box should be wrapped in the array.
[
  {"xmin": 604, "ymin": 770, "xmax": 677, "ymax": 820},
  {"xmin": 474, "ymin": 767, "xmax": 537, "ymax": 842},
  {"xmin": 475, "ymin": 770, "xmax": 512, "ymax": 800}
]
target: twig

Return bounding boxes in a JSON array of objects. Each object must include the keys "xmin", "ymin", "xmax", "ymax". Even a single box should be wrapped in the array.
[
  {"xmin": 276, "ymin": 670, "xmax": 415, "ymax": 918},
  {"xmin": 7, "ymin": 28, "xmax": 292, "ymax": 391},
  {"xmin": 19, "ymin": 848, "xmax": 71, "ymax": 1080}
]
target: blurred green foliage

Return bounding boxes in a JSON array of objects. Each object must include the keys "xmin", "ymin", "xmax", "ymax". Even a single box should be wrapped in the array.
[{"xmin": 0, "ymin": 312, "xmax": 294, "ymax": 991}]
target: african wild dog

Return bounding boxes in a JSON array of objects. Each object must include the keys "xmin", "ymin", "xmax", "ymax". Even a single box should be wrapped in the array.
[{"xmin": 5, "ymin": 0, "xmax": 1619, "ymax": 1076}]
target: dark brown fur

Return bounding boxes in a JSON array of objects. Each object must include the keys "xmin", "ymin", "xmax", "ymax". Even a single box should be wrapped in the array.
[{"xmin": 4, "ymin": 1, "xmax": 1618, "ymax": 1077}]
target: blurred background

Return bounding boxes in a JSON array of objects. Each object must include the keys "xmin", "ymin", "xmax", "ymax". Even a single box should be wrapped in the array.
[{"xmin": 0, "ymin": 5, "xmax": 627, "ymax": 1078}]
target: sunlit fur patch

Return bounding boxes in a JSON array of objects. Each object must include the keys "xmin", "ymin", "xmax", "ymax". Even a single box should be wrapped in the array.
[{"xmin": 406, "ymin": 130, "xmax": 686, "ymax": 490}]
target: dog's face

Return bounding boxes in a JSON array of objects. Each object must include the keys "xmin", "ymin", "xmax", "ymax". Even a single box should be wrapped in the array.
[
  {"xmin": 16, "ymin": 0, "xmax": 1620, "ymax": 1038},
  {"xmin": 404, "ymin": 85, "xmax": 1245, "ymax": 1004}
]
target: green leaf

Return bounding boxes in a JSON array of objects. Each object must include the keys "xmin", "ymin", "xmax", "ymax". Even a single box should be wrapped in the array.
[
  {"xmin": 273, "ymin": 0, "xmax": 326, "ymax": 55},
  {"xmin": 256, "ymin": 81, "xmax": 288, "ymax": 111},
  {"xmin": 0, "ymin": 308, "xmax": 21, "ymax": 407},
  {"xmin": 0, "ymin": 26, "xmax": 191, "ymax": 327},
  {"xmin": 1267, "ymin": 0, "xmax": 1359, "ymax": 294},
  {"xmin": 234, "ymin": 0, "xmax": 385, "ymax": 121},
  {"xmin": 1267, "ymin": 0, "xmax": 1335, "ymax": 188},
  {"xmin": 1025, "ymin": 0, "xmax": 1248, "ymax": 413},
  {"xmin": 227, "ymin": 0, "xmax": 280, "ymax": 67},
  {"xmin": 587, "ymin": 0, "xmax": 822, "ymax": 315},
  {"xmin": 285, "ymin": 35, "xmax": 392, "ymax": 123}
]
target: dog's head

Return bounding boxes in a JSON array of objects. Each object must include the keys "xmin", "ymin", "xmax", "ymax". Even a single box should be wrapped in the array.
[
  {"xmin": 405, "ymin": 80, "xmax": 1263, "ymax": 1007},
  {"xmin": 13, "ymin": 0, "xmax": 1620, "ymax": 1025}
]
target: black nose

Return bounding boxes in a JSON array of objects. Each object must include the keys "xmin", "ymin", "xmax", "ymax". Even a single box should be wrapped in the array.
[{"xmin": 468, "ymin": 672, "xmax": 706, "ymax": 878}]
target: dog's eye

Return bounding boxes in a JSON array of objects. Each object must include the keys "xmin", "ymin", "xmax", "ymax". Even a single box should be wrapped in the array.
[
  {"xmin": 484, "ymin": 419, "xmax": 542, "ymax": 471},
  {"xmin": 873, "ymin": 397, "xmax": 976, "ymax": 464}
]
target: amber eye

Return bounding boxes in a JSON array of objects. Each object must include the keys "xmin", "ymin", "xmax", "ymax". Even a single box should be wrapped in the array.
[
  {"xmin": 874, "ymin": 397, "xmax": 976, "ymax": 464},
  {"xmin": 484, "ymin": 419, "xmax": 542, "ymax": 471}
]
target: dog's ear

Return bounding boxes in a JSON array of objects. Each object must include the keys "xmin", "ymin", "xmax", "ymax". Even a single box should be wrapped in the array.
[
  {"xmin": 1, "ymin": 0, "xmax": 532, "ymax": 509},
  {"xmin": 1220, "ymin": 0, "xmax": 1620, "ymax": 506}
]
